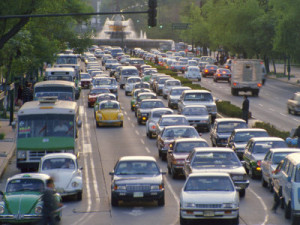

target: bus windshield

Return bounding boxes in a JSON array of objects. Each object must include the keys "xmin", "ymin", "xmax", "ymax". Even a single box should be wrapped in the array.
[
  {"xmin": 56, "ymin": 56, "xmax": 77, "ymax": 64},
  {"xmin": 35, "ymin": 86, "xmax": 74, "ymax": 101},
  {"xmin": 18, "ymin": 114, "xmax": 75, "ymax": 138}
]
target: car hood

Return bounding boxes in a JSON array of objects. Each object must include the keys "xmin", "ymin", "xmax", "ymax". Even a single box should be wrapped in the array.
[
  {"xmin": 99, "ymin": 109, "xmax": 120, "ymax": 120},
  {"xmin": 4, "ymin": 192, "xmax": 41, "ymax": 214},
  {"xmin": 217, "ymin": 133, "xmax": 232, "ymax": 138},
  {"xmin": 251, "ymin": 154, "xmax": 267, "ymax": 161},
  {"xmin": 191, "ymin": 165, "xmax": 245, "ymax": 174},
  {"xmin": 181, "ymin": 191, "xmax": 236, "ymax": 203},
  {"xmin": 113, "ymin": 175, "xmax": 162, "ymax": 184},
  {"xmin": 183, "ymin": 101, "xmax": 215, "ymax": 107},
  {"xmin": 173, "ymin": 153, "xmax": 189, "ymax": 160},
  {"xmin": 185, "ymin": 115, "xmax": 209, "ymax": 120},
  {"xmin": 41, "ymin": 169, "xmax": 80, "ymax": 189},
  {"xmin": 233, "ymin": 143, "xmax": 247, "ymax": 149}
]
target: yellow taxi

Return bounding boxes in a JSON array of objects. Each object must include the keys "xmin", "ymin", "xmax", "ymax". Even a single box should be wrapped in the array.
[{"xmin": 95, "ymin": 100, "xmax": 123, "ymax": 127}]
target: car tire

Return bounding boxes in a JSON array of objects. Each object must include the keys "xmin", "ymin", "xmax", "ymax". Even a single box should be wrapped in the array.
[
  {"xmin": 137, "ymin": 118, "xmax": 142, "ymax": 125},
  {"xmin": 288, "ymin": 108, "xmax": 291, "ymax": 114},
  {"xmin": 77, "ymin": 191, "xmax": 82, "ymax": 201},
  {"xmin": 96, "ymin": 122, "xmax": 100, "ymax": 128},
  {"xmin": 285, "ymin": 201, "xmax": 291, "ymax": 219},
  {"xmin": 157, "ymin": 195, "xmax": 165, "ymax": 206},
  {"xmin": 249, "ymin": 167, "xmax": 256, "ymax": 179},
  {"xmin": 291, "ymin": 214, "xmax": 300, "ymax": 225},
  {"xmin": 120, "ymin": 122, "xmax": 123, "ymax": 127},
  {"xmin": 111, "ymin": 194, "xmax": 119, "ymax": 207},
  {"xmin": 167, "ymin": 164, "xmax": 171, "ymax": 174},
  {"xmin": 239, "ymin": 189, "xmax": 246, "ymax": 198},
  {"xmin": 163, "ymin": 95, "xmax": 167, "ymax": 99},
  {"xmin": 180, "ymin": 215, "xmax": 188, "ymax": 225},
  {"xmin": 198, "ymin": 78, "xmax": 201, "ymax": 82},
  {"xmin": 131, "ymin": 106, "xmax": 134, "ymax": 111},
  {"xmin": 120, "ymin": 84, "xmax": 124, "ymax": 89},
  {"xmin": 262, "ymin": 177, "xmax": 268, "ymax": 187},
  {"xmin": 125, "ymin": 91, "xmax": 128, "ymax": 96},
  {"xmin": 231, "ymin": 215, "xmax": 239, "ymax": 225},
  {"xmin": 148, "ymin": 131, "xmax": 154, "ymax": 139},
  {"xmin": 158, "ymin": 149, "xmax": 162, "ymax": 157},
  {"xmin": 213, "ymin": 79, "xmax": 217, "ymax": 82}
]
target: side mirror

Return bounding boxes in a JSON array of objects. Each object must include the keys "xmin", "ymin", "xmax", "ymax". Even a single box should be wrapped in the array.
[{"xmin": 77, "ymin": 120, "xmax": 82, "ymax": 128}]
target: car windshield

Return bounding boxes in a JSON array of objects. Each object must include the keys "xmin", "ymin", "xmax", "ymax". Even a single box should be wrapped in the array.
[
  {"xmin": 272, "ymin": 152, "xmax": 295, "ymax": 165},
  {"xmin": 137, "ymin": 95, "xmax": 156, "ymax": 102},
  {"xmin": 175, "ymin": 141, "xmax": 209, "ymax": 153},
  {"xmin": 160, "ymin": 117, "xmax": 188, "ymax": 126},
  {"xmin": 129, "ymin": 60, "xmax": 144, "ymax": 65},
  {"xmin": 42, "ymin": 158, "xmax": 75, "ymax": 170},
  {"xmin": 184, "ymin": 177, "xmax": 234, "ymax": 192},
  {"xmin": 128, "ymin": 78, "xmax": 141, "ymax": 83},
  {"xmin": 122, "ymin": 70, "xmax": 138, "ymax": 76},
  {"xmin": 189, "ymin": 68, "xmax": 199, "ymax": 72},
  {"xmin": 184, "ymin": 93, "xmax": 213, "ymax": 102},
  {"xmin": 217, "ymin": 122, "xmax": 247, "ymax": 133},
  {"xmin": 253, "ymin": 141, "xmax": 287, "ymax": 154},
  {"xmin": 100, "ymin": 102, "xmax": 119, "ymax": 110},
  {"xmin": 94, "ymin": 79, "xmax": 116, "ymax": 85},
  {"xmin": 97, "ymin": 95, "xmax": 116, "ymax": 102},
  {"xmin": 166, "ymin": 81, "xmax": 181, "ymax": 86},
  {"xmin": 234, "ymin": 131, "xmax": 268, "ymax": 142},
  {"xmin": 115, "ymin": 161, "xmax": 160, "ymax": 175},
  {"xmin": 140, "ymin": 101, "xmax": 164, "ymax": 109},
  {"xmin": 158, "ymin": 78, "xmax": 169, "ymax": 84},
  {"xmin": 152, "ymin": 110, "xmax": 172, "ymax": 118},
  {"xmin": 170, "ymin": 89, "xmax": 188, "ymax": 96},
  {"xmin": 6, "ymin": 179, "xmax": 45, "ymax": 193},
  {"xmin": 192, "ymin": 152, "xmax": 241, "ymax": 167},
  {"xmin": 162, "ymin": 127, "xmax": 199, "ymax": 138},
  {"xmin": 182, "ymin": 107, "xmax": 208, "ymax": 116},
  {"xmin": 81, "ymin": 74, "xmax": 91, "ymax": 79},
  {"xmin": 90, "ymin": 89, "xmax": 110, "ymax": 94}
]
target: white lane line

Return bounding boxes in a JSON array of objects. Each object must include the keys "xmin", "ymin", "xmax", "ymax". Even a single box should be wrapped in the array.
[
  {"xmin": 293, "ymin": 118, "xmax": 300, "ymax": 122},
  {"xmin": 269, "ymin": 108, "xmax": 274, "ymax": 111},
  {"xmin": 140, "ymin": 139, "xmax": 145, "ymax": 144},
  {"xmin": 259, "ymin": 104, "xmax": 263, "ymax": 107},
  {"xmin": 248, "ymin": 188, "xmax": 269, "ymax": 225},
  {"xmin": 280, "ymin": 113, "xmax": 288, "ymax": 117},
  {"xmin": 165, "ymin": 179, "xmax": 180, "ymax": 225},
  {"xmin": 79, "ymin": 106, "xmax": 84, "ymax": 116},
  {"xmin": 135, "ymin": 130, "xmax": 140, "ymax": 135},
  {"xmin": 124, "ymin": 111, "xmax": 127, "ymax": 115},
  {"xmin": 145, "ymin": 147, "xmax": 150, "ymax": 153},
  {"xmin": 128, "ymin": 117, "xmax": 131, "ymax": 121}
]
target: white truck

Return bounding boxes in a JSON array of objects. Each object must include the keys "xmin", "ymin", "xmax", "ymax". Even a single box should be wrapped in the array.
[{"xmin": 230, "ymin": 59, "xmax": 265, "ymax": 96}]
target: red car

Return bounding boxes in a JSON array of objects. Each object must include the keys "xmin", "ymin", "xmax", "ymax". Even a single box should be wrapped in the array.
[
  {"xmin": 213, "ymin": 68, "xmax": 231, "ymax": 82},
  {"xmin": 203, "ymin": 65, "xmax": 218, "ymax": 77},
  {"xmin": 88, "ymin": 87, "xmax": 110, "ymax": 107}
]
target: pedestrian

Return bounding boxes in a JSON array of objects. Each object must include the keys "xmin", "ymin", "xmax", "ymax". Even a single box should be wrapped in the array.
[
  {"xmin": 40, "ymin": 178, "xmax": 62, "ymax": 225},
  {"xmin": 22, "ymin": 81, "xmax": 33, "ymax": 103},
  {"xmin": 293, "ymin": 125, "xmax": 300, "ymax": 147},
  {"xmin": 16, "ymin": 85, "xmax": 23, "ymax": 106},
  {"xmin": 155, "ymin": 56, "xmax": 159, "ymax": 65},
  {"xmin": 242, "ymin": 95, "xmax": 249, "ymax": 124}
]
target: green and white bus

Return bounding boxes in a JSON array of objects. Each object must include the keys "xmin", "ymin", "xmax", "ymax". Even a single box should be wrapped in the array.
[{"xmin": 17, "ymin": 97, "xmax": 81, "ymax": 171}]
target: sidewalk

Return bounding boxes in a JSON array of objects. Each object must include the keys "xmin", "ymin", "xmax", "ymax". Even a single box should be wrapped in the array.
[
  {"xmin": 268, "ymin": 64, "xmax": 300, "ymax": 87},
  {"xmin": 0, "ymin": 119, "xmax": 16, "ymax": 178}
]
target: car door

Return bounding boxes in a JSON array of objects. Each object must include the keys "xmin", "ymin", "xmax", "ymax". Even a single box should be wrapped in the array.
[
  {"xmin": 282, "ymin": 162, "xmax": 295, "ymax": 203},
  {"xmin": 177, "ymin": 94, "xmax": 184, "ymax": 113},
  {"xmin": 184, "ymin": 150, "xmax": 195, "ymax": 177},
  {"xmin": 243, "ymin": 141, "xmax": 254, "ymax": 170},
  {"xmin": 262, "ymin": 151, "xmax": 272, "ymax": 180},
  {"xmin": 227, "ymin": 131, "xmax": 235, "ymax": 149},
  {"xmin": 210, "ymin": 122, "xmax": 217, "ymax": 146}
]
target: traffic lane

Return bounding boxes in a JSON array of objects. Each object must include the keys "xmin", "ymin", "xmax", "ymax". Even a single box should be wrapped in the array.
[
  {"xmin": 93, "ymin": 92, "xmax": 180, "ymax": 225},
  {"xmin": 199, "ymin": 76, "xmax": 299, "ymax": 131}
]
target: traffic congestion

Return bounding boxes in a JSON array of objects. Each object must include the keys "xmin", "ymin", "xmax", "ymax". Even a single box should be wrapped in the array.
[{"xmin": 0, "ymin": 45, "xmax": 300, "ymax": 225}]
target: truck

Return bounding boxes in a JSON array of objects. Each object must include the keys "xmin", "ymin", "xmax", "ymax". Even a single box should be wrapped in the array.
[{"xmin": 230, "ymin": 59, "xmax": 265, "ymax": 96}]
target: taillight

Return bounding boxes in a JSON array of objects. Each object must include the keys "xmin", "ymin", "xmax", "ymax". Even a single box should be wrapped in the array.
[
  {"xmin": 182, "ymin": 67, "xmax": 185, "ymax": 70},
  {"xmin": 151, "ymin": 125, "xmax": 156, "ymax": 129},
  {"xmin": 257, "ymin": 83, "xmax": 262, "ymax": 87},
  {"xmin": 233, "ymin": 82, "xmax": 237, "ymax": 86},
  {"xmin": 205, "ymin": 70, "xmax": 208, "ymax": 73},
  {"xmin": 217, "ymin": 74, "xmax": 221, "ymax": 77},
  {"xmin": 257, "ymin": 160, "xmax": 261, "ymax": 167}
]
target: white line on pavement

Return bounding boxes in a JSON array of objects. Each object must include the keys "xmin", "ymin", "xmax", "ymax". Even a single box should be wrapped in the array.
[
  {"xmin": 141, "ymin": 139, "xmax": 145, "ymax": 144},
  {"xmin": 259, "ymin": 104, "xmax": 263, "ymax": 107},
  {"xmin": 124, "ymin": 111, "xmax": 127, "ymax": 115},
  {"xmin": 280, "ymin": 113, "xmax": 288, "ymax": 117},
  {"xmin": 293, "ymin": 118, "xmax": 300, "ymax": 122},
  {"xmin": 145, "ymin": 147, "xmax": 150, "ymax": 153},
  {"xmin": 248, "ymin": 188, "xmax": 269, "ymax": 225},
  {"xmin": 135, "ymin": 130, "xmax": 140, "ymax": 135},
  {"xmin": 269, "ymin": 108, "xmax": 274, "ymax": 111},
  {"xmin": 165, "ymin": 180, "xmax": 180, "ymax": 225},
  {"xmin": 128, "ymin": 117, "xmax": 131, "ymax": 121}
]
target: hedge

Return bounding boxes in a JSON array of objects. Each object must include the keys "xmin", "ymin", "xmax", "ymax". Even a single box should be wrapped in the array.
[{"xmin": 252, "ymin": 121, "xmax": 290, "ymax": 139}]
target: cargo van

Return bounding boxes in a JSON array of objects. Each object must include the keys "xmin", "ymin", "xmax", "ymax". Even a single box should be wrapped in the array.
[{"xmin": 119, "ymin": 66, "xmax": 139, "ymax": 89}]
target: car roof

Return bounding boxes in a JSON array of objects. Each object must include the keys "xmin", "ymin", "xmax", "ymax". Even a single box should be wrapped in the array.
[
  {"xmin": 269, "ymin": 148, "xmax": 300, "ymax": 153},
  {"xmin": 40, "ymin": 153, "xmax": 77, "ymax": 161},
  {"xmin": 249, "ymin": 137, "xmax": 284, "ymax": 142},
  {"xmin": 233, "ymin": 128, "xmax": 267, "ymax": 133},
  {"xmin": 8, "ymin": 173, "xmax": 51, "ymax": 181},
  {"xmin": 119, "ymin": 156, "xmax": 156, "ymax": 162},
  {"xmin": 182, "ymin": 105, "xmax": 207, "ymax": 109},
  {"xmin": 215, "ymin": 118, "xmax": 246, "ymax": 123},
  {"xmin": 193, "ymin": 147, "xmax": 234, "ymax": 153},
  {"xmin": 182, "ymin": 90, "xmax": 211, "ymax": 94},
  {"xmin": 161, "ymin": 114, "xmax": 186, "ymax": 118},
  {"xmin": 286, "ymin": 153, "xmax": 300, "ymax": 164},
  {"xmin": 164, "ymin": 125, "xmax": 195, "ymax": 130},
  {"xmin": 174, "ymin": 137, "xmax": 207, "ymax": 143},
  {"xmin": 99, "ymin": 100, "xmax": 119, "ymax": 104},
  {"xmin": 170, "ymin": 86, "xmax": 191, "ymax": 90},
  {"xmin": 141, "ymin": 99, "xmax": 163, "ymax": 103},
  {"xmin": 188, "ymin": 172, "xmax": 231, "ymax": 178},
  {"xmin": 150, "ymin": 108, "xmax": 173, "ymax": 113}
]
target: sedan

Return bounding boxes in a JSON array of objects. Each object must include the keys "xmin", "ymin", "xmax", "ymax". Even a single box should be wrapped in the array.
[
  {"xmin": 80, "ymin": 73, "xmax": 92, "ymax": 89},
  {"xmin": 213, "ymin": 68, "xmax": 231, "ymax": 82},
  {"xmin": 180, "ymin": 173, "xmax": 239, "ymax": 225},
  {"xmin": 183, "ymin": 147, "xmax": 249, "ymax": 197},
  {"xmin": 0, "ymin": 173, "xmax": 62, "ymax": 224},
  {"xmin": 88, "ymin": 87, "xmax": 110, "ymax": 107},
  {"xmin": 124, "ymin": 77, "xmax": 142, "ymax": 96},
  {"xmin": 202, "ymin": 65, "xmax": 218, "ymax": 77},
  {"xmin": 156, "ymin": 125, "xmax": 200, "ymax": 160},
  {"xmin": 130, "ymin": 88, "xmax": 151, "ymax": 111},
  {"xmin": 38, "ymin": 153, "xmax": 83, "ymax": 200},
  {"xmin": 134, "ymin": 92, "xmax": 157, "ymax": 116},
  {"xmin": 109, "ymin": 156, "xmax": 166, "ymax": 206},
  {"xmin": 136, "ymin": 99, "xmax": 165, "ymax": 125},
  {"xmin": 167, "ymin": 86, "xmax": 191, "ymax": 109},
  {"xmin": 155, "ymin": 115, "xmax": 189, "ymax": 136}
]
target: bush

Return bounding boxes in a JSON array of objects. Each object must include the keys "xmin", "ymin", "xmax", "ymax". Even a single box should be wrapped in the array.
[
  {"xmin": 0, "ymin": 133, "xmax": 5, "ymax": 140},
  {"xmin": 216, "ymin": 101, "xmax": 243, "ymax": 118},
  {"xmin": 252, "ymin": 121, "xmax": 290, "ymax": 139}
]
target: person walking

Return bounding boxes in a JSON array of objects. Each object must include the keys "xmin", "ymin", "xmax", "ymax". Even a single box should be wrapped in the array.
[
  {"xmin": 22, "ymin": 81, "xmax": 33, "ymax": 103},
  {"xmin": 293, "ymin": 125, "xmax": 300, "ymax": 147},
  {"xmin": 40, "ymin": 178, "xmax": 62, "ymax": 225},
  {"xmin": 242, "ymin": 95, "xmax": 249, "ymax": 124}
]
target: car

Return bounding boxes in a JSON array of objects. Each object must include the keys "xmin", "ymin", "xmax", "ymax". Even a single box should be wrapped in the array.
[
  {"xmin": 0, "ymin": 173, "xmax": 62, "ymax": 224},
  {"xmin": 156, "ymin": 125, "xmax": 200, "ymax": 160},
  {"xmin": 134, "ymin": 92, "xmax": 157, "ymax": 116},
  {"xmin": 210, "ymin": 118, "xmax": 248, "ymax": 147},
  {"xmin": 145, "ymin": 108, "xmax": 174, "ymax": 139},
  {"xmin": 198, "ymin": 61, "xmax": 209, "ymax": 72},
  {"xmin": 162, "ymin": 79, "xmax": 181, "ymax": 99},
  {"xmin": 180, "ymin": 173, "xmax": 239, "ymax": 225},
  {"xmin": 177, "ymin": 90, "xmax": 218, "ymax": 123},
  {"xmin": 95, "ymin": 100, "xmax": 123, "ymax": 127},
  {"xmin": 93, "ymin": 93, "xmax": 117, "ymax": 116},
  {"xmin": 124, "ymin": 77, "xmax": 142, "ymax": 96},
  {"xmin": 180, "ymin": 105, "xmax": 211, "ymax": 132},
  {"xmin": 104, "ymin": 59, "xmax": 118, "ymax": 70},
  {"xmin": 167, "ymin": 138, "xmax": 209, "ymax": 178},
  {"xmin": 154, "ymin": 76, "xmax": 172, "ymax": 96},
  {"xmin": 155, "ymin": 115, "xmax": 189, "ymax": 136},
  {"xmin": 167, "ymin": 86, "xmax": 191, "ymax": 109},
  {"xmin": 227, "ymin": 128, "xmax": 269, "ymax": 160},
  {"xmin": 272, "ymin": 153, "xmax": 300, "ymax": 223},
  {"xmin": 213, "ymin": 68, "xmax": 231, "ymax": 82},
  {"xmin": 109, "ymin": 156, "xmax": 166, "ymax": 206},
  {"xmin": 109, "ymin": 63, "xmax": 121, "ymax": 77},
  {"xmin": 287, "ymin": 92, "xmax": 300, "ymax": 115},
  {"xmin": 91, "ymin": 77, "xmax": 118, "ymax": 100},
  {"xmin": 38, "ymin": 153, "xmax": 83, "ymax": 200},
  {"xmin": 261, "ymin": 148, "xmax": 300, "ymax": 192},
  {"xmin": 79, "ymin": 73, "xmax": 92, "ymax": 89},
  {"xmin": 243, "ymin": 137, "xmax": 287, "ymax": 179},
  {"xmin": 136, "ymin": 99, "xmax": 165, "ymax": 125},
  {"xmin": 131, "ymin": 82, "xmax": 151, "ymax": 94},
  {"xmin": 184, "ymin": 66, "xmax": 201, "ymax": 81},
  {"xmin": 224, "ymin": 58, "xmax": 233, "ymax": 70},
  {"xmin": 88, "ymin": 87, "xmax": 110, "ymax": 107},
  {"xmin": 183, "ymin": 147, "xmax": 249, "ymax": 197},
  {"xmin": 203, "ymin": 64, "xmax": 218, "ymax": 77},
  {"xmin": 130, "ymin": 88, "xmax": 152, "ymax": 111}
]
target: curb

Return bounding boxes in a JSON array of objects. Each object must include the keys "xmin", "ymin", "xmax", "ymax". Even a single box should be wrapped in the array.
[
  {"xmin": 0, "ymin": 143, "xmax": 16, "ymax": 178},
  {"xmin": 267, "ymin": 76, "xmax": 300, "ymax": 87}
]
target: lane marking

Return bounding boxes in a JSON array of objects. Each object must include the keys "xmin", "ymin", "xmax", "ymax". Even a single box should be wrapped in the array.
[
  {"xmin": 145, "ymin": 147, "xmax": 150, "ymax": 153},
  {"xmin": 293, "ymin": 118, "xmax": 300, "ymax": 122},
  {"xmin": 124, "ymin": 111, "xmax": 127, "ymax": 115},
  {"xmin": 165, "ymin": 179, "xmax": 180, "ymax": 225},
  {"xmin": 280, "ymin": 113, "xmax": 287, "ymax": 117},
  {"xmin": 259, "ymin": 104, "xmax": 263, "ymax": 107},
  {"xmin": 248, "ymin": 188, "xmax": 269, "ymax": 225},
  {"xmin": 128, "ymin": 117, "xmax": 131, "ymax": 121},
  {"xmin": 269, "ymin": 108, "xmax": 274, "ymax": 111},
  {"xmin": 141, "ymin": 139, "xmax": 145, "ymax": 144},
  {"xmin": 135, "ymin": 130, "xmax": 140, "ymax": 135}
]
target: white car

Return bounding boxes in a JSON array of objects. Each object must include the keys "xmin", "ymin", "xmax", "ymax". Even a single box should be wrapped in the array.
[
  {"xmin": 185, "ymin": 66, "xmax": 201, "ymax": 81},
  {"xmin": 180, "ymin": 173, "xmax": 239, "ymax": 225},
  {"xmin": 38, "ymin": 153, "xmax": 83, "ymax": 200},
  {"xmin": 162, "ymin": 79, "xmax": 181, "ymax": 99}
]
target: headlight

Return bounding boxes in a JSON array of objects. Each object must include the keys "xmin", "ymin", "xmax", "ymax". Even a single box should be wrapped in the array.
[
  {"xmin": 72, "ymin": 182, "xmax": 79, "ymax": 187},
  {"xmin": 35, "ymin": 206, "xmax": 43, "ymax": 214},
  {"xmin": 97, "ymin": 113, "xmax": 102, "ymax": 120},
  {"xmin": 222, "ymin": 203, "xmax": 237, "ymax": 208},
  {"xmin": 17, "ymin": 151, "xmax": 26, "ymax": 159},
  {"xmin": 118, "ymin": 113, "xmax": 123, "ymax": 120},
  {"xmin": 183, "ymin": 202, "xmax": 196, "ymax": 208},
  {"xmin": 114, "ymin": 185, "xmax": 126, "ymax": 190},
  {"xmin": 151, "ymin": 185, "xmax": 160, "ymax": 190}
]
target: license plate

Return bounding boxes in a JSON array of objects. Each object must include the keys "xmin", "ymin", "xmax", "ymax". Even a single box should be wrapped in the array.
[
  {"xmin": 133, "ymin": 192, "xmax": 144, "ymax": 198},
  {"xmin": 203, "ymin": 211, "xmax": 214, "ymax": 217}
]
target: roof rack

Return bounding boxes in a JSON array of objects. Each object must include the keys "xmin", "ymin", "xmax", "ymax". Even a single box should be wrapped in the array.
[{"xmin": 38, "ymin": 96, "xmax": 58, "ymax": 104}]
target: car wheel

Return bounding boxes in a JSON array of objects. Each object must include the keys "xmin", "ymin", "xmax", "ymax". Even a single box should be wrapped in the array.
[
  {"xmin": 125, "ymin": 91, "xmax": 128, "ymax": 96},
  {"xmin": 131, "ymin": 106, "xmax": 134, "ymax": 111},
  {"xmin": 96, "ymin": 122, "xmax": 100, "ymax": 128},
  {"xmin": 161, "ymin": 154, "xmax": 167, "ymax": 161},
  {"xmin": 88, "ymin": 103, "xmax": 91, "ymax": 108},
  {"xmin": 198, "ymin": 78, "xmax": 201, "ymax": 82},
  {"xmin": 285, "ymin": 201, "xmax": 291, "ymax": 219},
  {"xmin": 157, "ymin": 194, "xmax": 165, "ymax": 206},
  {"xmin": 239, "ymin": 189, "xmax": 246, "ymax": 198},
  {"xmin": 288, "ymin": 108, "xmax": 291, "ymax": 114},
  {"xmin": 120, "ymin": 122, "xmax": 123, "ymax": 127},
  {"xmin": 262, "ymin": 177, "xmax": 268, "ymax": 187},
  {"xmin": 213, "ymin": 79, "xmax": 217, "ymax": 82},
  {"xmin": 231, "ymin": 215, "xmax": 239, "ymax": 225},
  {"xmin": 56, "ymin": 214, "xmax": 61, "ymax": 222},
  {"xmin": 167, "ymin": 164, "xmax": 171, "ymax": 174},
  {"xmin": 77, "ymin": 191, "xmax": 82, "ymax": 201},
  {"xmin": 180, "ymin": 215, "xmax": 188, "ymax": 225},
  {"xmin": 148, "ymin": 131, "xmax": 154, "ymax": 139},
  {"xmin": 249, "ymin": 167, "xmax": 256, "ymax": 179},
  {"xmin": 291, "ymin": 214, "xmax": 300, "ymax": 225},
  {"xmin": 137, "ymin": 118, "xmax": 142, "ymax": 125},
  {"xmin": 111, "ymin": 194, "xmax": 119, "ymax": 207},
  {"xmin": 163, "ymin": 95, "xmax": 167, "ymax": 99}
]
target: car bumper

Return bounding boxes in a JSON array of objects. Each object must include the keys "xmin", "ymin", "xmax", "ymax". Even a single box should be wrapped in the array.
[
  {"xmin": 97, "ymin": 120, "xmax": 123, "ymax": 126},
  {"xmin": 180, "ymin": 208, "xmax": 239, "ymax": 220},
  {"xmin": 56, "ymin": 188, "xmax": 82, "ymax": 197},
  {"xmin": 112, "ymin": 190, "xmax": 164, "ymax": 202}
]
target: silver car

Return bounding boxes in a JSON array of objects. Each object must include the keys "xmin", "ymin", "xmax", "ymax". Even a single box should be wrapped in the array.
[
  {"xmin": 162, "ymin": 79, "xmax": 181, "ymax": 99},
  {"xmin": 155, "ymin": 115, "xmax": 189, "ymax": 136},
  {"xmin": 167, "ymin": 86, "xmax": 191, "ymax": 109},
  {"xmin": 124, "ymin": 77, "xmax": 142, "ymax": 96}
]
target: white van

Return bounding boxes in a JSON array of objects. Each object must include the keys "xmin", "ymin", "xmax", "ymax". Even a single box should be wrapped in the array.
[
  {"xmin": 119, "ymin": 66, "xmax": 139, "ymax": 89},
  {"xmin": 45, "ymin": 67, "xmax": 76, "ymax": 81}
]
